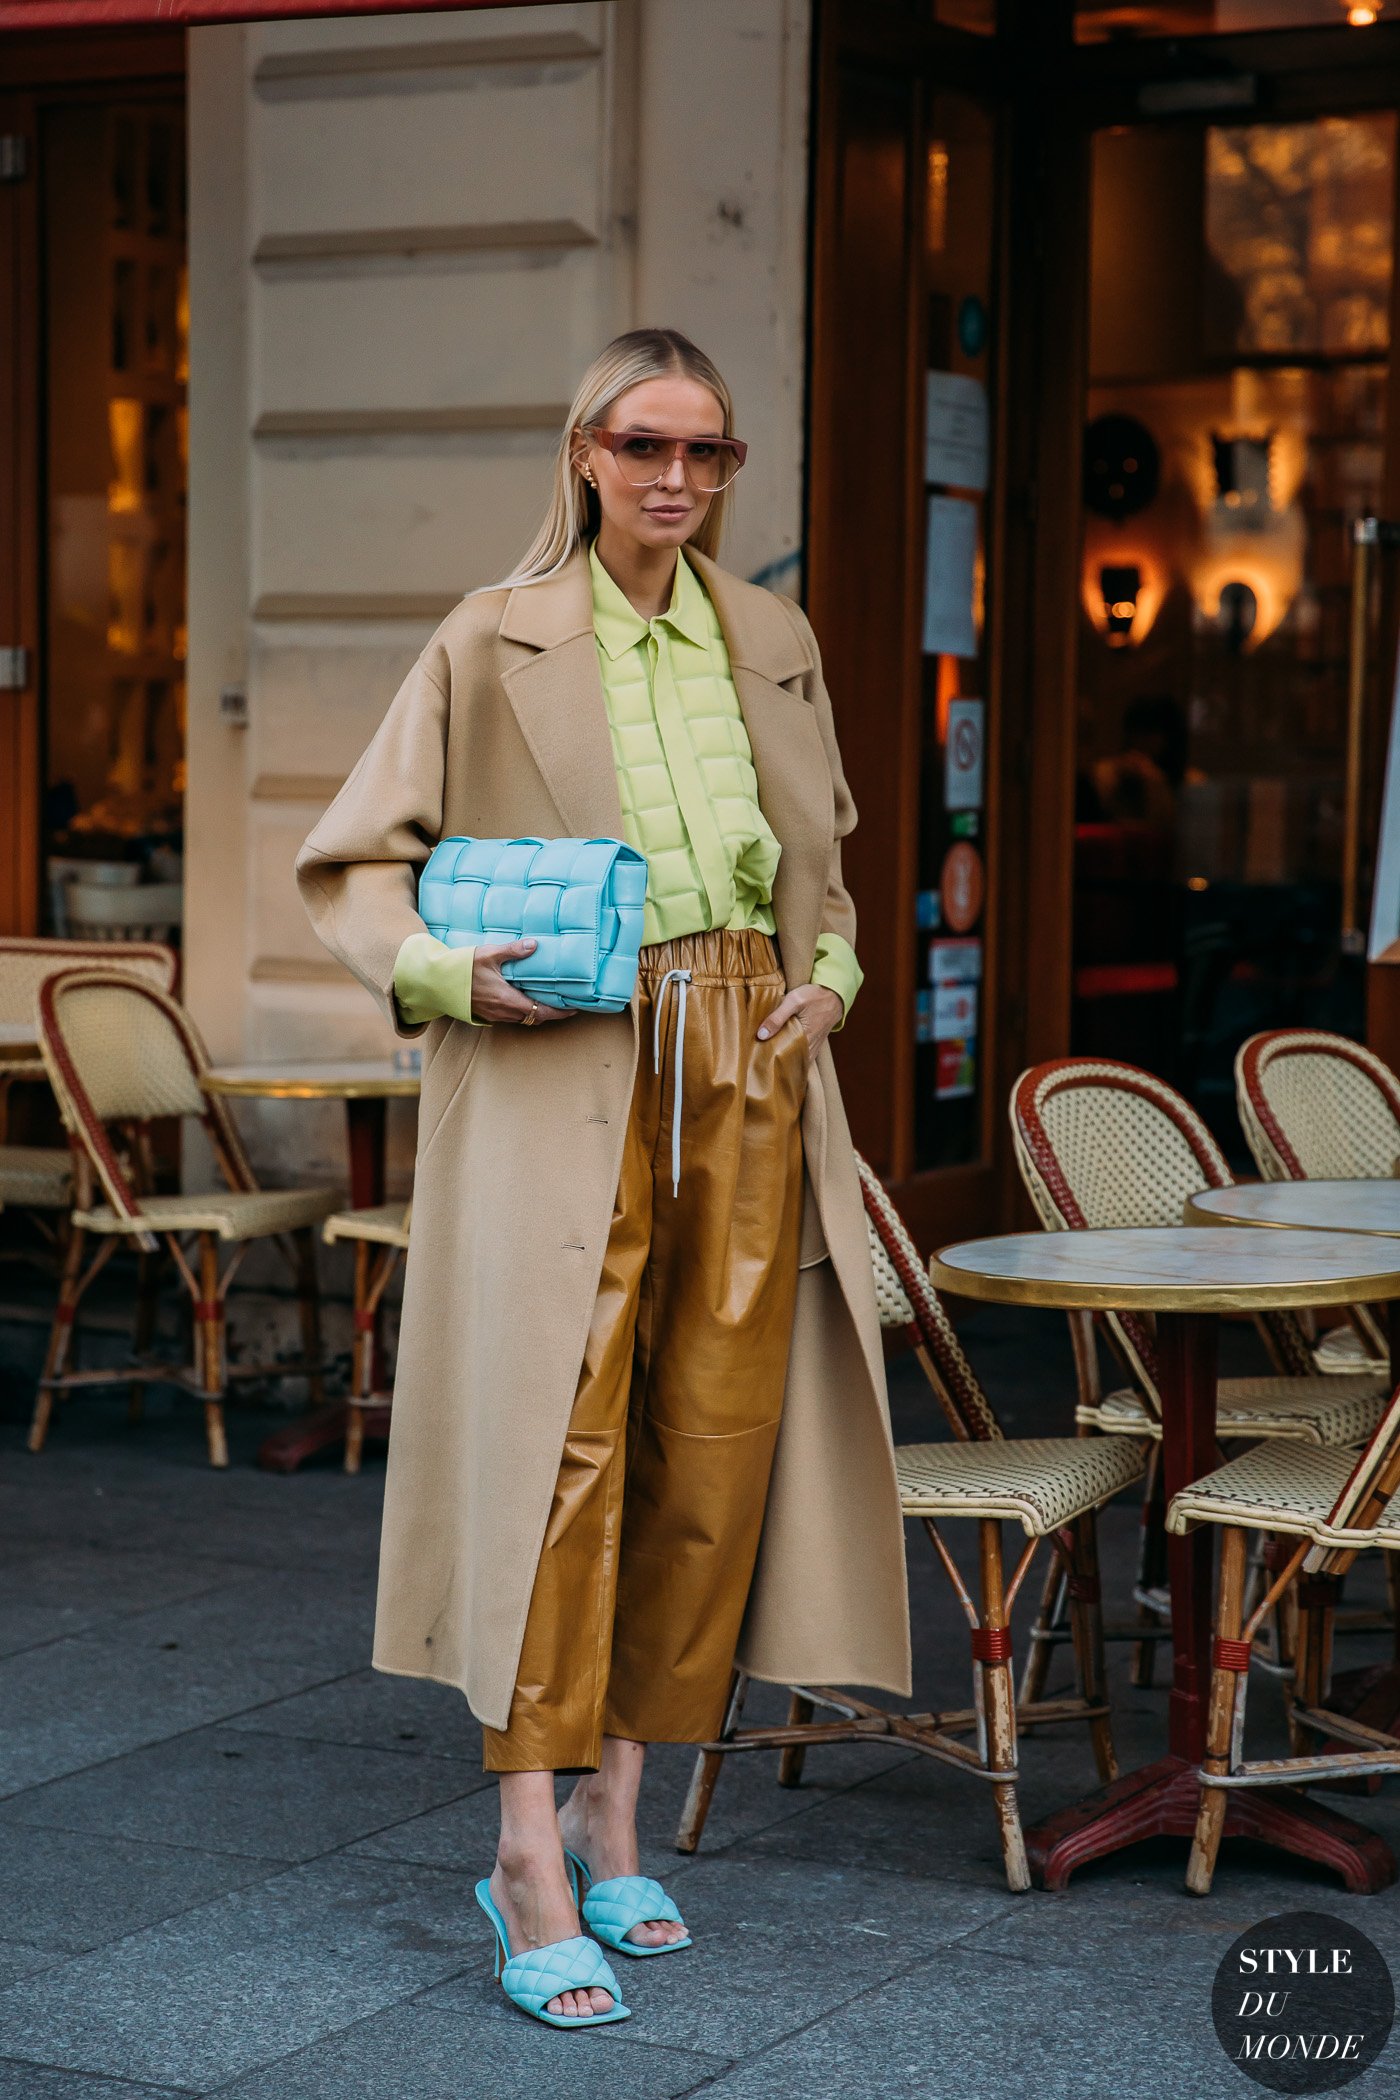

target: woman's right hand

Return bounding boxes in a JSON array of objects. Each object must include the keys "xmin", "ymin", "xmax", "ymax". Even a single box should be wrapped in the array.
[{"xmin": 472, "ymin": 938, "xmax": 577, "ymax": 1027}]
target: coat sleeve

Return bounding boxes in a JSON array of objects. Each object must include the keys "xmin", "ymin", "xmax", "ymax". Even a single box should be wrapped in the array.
[{"xmin": 295, "ymin": 648, "xmax": 450, "ymax": 1040}]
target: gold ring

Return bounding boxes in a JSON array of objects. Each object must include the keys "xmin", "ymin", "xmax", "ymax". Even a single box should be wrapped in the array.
[{"xmin": 522, "ymin": 1002, "xmax": 540, "ymax": 1027}]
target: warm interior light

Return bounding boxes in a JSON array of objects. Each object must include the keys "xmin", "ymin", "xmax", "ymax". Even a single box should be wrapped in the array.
[{"xmin": 1348, "ymin": 6, "xmax": 1380, "ymax": 26}]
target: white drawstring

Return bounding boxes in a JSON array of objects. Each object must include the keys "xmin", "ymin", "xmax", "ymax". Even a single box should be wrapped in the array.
[{"xmin": 651, "ymin": 967, "xmax": 692, "ymax": 1196}]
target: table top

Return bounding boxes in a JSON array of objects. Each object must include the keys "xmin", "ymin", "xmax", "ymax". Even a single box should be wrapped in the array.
[
  {"xmin": 931, "ymin": 1225, "xmax": 1400, "ymax": 1312},
  {"xmin": 1185, "ymin": 1179, "xmax": 1400, "ymax": 1239},
  {"xmin": 0, "ymin": 1024, "xmax": 39, "ymax": 1050},
  {"xmin": 205, "ymin": 1061, "xmax": 421, "ymax": 1101}
]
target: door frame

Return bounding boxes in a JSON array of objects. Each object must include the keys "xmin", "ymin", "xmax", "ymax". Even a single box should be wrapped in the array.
[{"xmin": 0, "ymin": 27, "xmax": 184, "ymax": 938}]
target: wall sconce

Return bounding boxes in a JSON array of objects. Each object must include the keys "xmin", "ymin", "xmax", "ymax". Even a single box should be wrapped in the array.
[{"xmin": 1099, "ymin": 563, "xmax": 1141, "ymax": 646}]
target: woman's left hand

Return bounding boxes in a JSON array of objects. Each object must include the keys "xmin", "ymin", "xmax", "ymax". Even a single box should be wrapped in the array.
[{"xmin": 757, "ymin": 982, "xmax": 843, "ymax": 1065}]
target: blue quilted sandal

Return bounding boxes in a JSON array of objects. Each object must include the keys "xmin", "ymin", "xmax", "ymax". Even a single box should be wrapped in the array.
[
  {"xmin": 563, "ymin": 1849, "xmax": 692, "ymax": 1959},
  {"xmin": 474, "ymin": 1879, "xmax": 630, "ymax": 2028}
]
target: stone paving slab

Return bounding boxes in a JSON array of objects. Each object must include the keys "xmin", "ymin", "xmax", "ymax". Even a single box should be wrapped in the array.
[
  {"xmin": 0, "ymin": 1944, "xmax": 64, "ymax": 1993},
  {"xmin": 0, "ymin": 2065, "xmax": 189, "ymax": 2100},
  {"xmin": 0, "ymin": 1547, "xmax": 249, "ymax": 1660},
  {"xmin": 214, "ymin": 2000, "xmax": 729, "ymax": 2100},
  {"xmin": 682, "ymin": 1943, "xmax": 1252, "ymax": 2100},
  {"xmin": 0, "ymin": 1856, "xmax": 478, "ymax": 2091},
  {"xmin": 97, "ymin": 1569, "xmax": 379, "ymax": 1675},
  {"xmin": 223, "ymin": 1667, "xmax": 486, "ymax": 1765},
  {"xmin": 0, "ymin": 1725, "xmax": 479, "ymax": 1864},
  {"xmin": 0, "ymin": 1638, "xmax": 334, "ymax": 1799},
  {"xmin": 0, "ymin": 1825, "xmax": 275, "ymax": 1956}
]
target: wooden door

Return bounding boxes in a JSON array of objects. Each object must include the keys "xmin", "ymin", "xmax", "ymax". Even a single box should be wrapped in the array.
[{"xmin": 807, "ymin": 0, "xmax": 1086, "ymax": 1246}]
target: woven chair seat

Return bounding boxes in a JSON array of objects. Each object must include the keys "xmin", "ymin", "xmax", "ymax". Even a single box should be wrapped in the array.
[
  {"xmin": 322, "ymin": 1203, "xmax": 411, "ymax": 1250},
  {"xmin": 1077, "ymin": 1372, "xmax": 1387, "ymax": 1449},
  {"xmin": 0, "ymin": 1144, "xmax": 73, "ymax": 1209},
  {"xmin": 895, "ymin": 1435, "xmax": 1146, "ymax": 1537},
  {"xmin": 74, "ymin": 1186, "xmax": 340, "ymax": 1241},
  {"xmin": 1168, "ymin": 1441, "xmax": 1400, "ymax": 1550}
]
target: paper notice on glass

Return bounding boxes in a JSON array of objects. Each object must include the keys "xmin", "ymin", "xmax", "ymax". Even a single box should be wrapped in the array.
[
  {"xmin": 923, "ymin": 495, "xmax": 978, "ymax": 659},
  {"xmin": 925, "ymin": 371, "xmax": 989, "ymax": 490}
]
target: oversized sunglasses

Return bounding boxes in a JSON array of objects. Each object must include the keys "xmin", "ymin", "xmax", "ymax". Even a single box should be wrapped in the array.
[{"xmin": 583, "ymin": 425, "xmax": 748, "ymax": 493}]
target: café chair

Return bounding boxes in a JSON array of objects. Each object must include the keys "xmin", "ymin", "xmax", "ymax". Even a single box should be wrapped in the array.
[
  {"xmin": 30, "ymin": 966, "xmax": 339, "ymax": 1467},
  {"xmin": 321, "ymin": 1201, "xmax": 411, "ymax": 1472},
  {"xmin": 1168, "ymin": 1385, "xmax": 1400, "ymax": 1894},
  {"xmin": 1237, "ymin": 1027, "xmax": 1400, "ymax": 1371},
  {"xmin": 674, "ymin": 1154, "xmax": 1144, "ymax": 1893},
  {"xmin": 0, "ymin": 937, "xmax": 177, "ymax": 1248},
  {"xmin": 1009, "ymin": 1057, "xmax": 1391, "ymax": 1695}
]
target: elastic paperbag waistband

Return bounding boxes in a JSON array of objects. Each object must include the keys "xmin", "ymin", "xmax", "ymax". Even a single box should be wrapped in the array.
[{"xmin": 638, "ymin": 928, "xmax": 781, "ymax": 987}]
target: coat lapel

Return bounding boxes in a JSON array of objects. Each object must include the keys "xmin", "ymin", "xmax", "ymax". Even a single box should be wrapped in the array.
[{"xmin": 498, "ymin": 554, "xmax": 625, "ymax": 839}]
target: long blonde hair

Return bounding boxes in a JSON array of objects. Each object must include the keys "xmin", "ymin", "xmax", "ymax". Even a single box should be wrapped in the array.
[{"xmin": 489, "ymin": 328, "xmax": 736, "ymax": 590}]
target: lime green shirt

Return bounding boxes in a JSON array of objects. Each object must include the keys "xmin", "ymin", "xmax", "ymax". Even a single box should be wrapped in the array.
[{"xmin": 394, "ymin": 548, "xmax": 862, "ymax": 1027}]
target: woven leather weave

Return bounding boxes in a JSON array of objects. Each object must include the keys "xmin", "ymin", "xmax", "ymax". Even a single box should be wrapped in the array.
[
  {"xmin": 418, "ymin": 835, "xmax": 647, "ymax": 1013},
  {"xmin": 583, "ymin": 1876, "xmax": 687, "ymax": 1950}
]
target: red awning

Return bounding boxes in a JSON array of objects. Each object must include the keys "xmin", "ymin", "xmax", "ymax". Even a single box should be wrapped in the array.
[{"xmin": 0, "ymin": 0, "xmax": 551, "ymax": 27}]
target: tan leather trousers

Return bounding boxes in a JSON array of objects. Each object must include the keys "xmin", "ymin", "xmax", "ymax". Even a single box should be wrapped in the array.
[{"xmin": 482, "ymin": 929, "xmax": 808, "ymax": 1772}]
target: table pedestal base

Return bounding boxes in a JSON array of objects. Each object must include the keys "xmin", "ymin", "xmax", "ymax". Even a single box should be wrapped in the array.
[
  {"xmin": 257, "ymin": 1402, "xmax": 391, "ymax": 1474},
  {"xmin": 1025, "ymin": 1755, "xmax": 1397, "ymax": 1893}
]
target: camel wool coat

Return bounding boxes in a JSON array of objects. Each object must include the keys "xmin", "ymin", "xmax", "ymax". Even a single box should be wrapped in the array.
[{"xmin": 295, "ymin": 546, "xmax": 912, "ymax": 1727}]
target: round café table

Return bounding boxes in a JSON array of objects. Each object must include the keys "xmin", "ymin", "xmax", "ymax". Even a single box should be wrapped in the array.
[
  {"xmin": 205, "ymin": 1060, "xmax": 420, "ymax": 1472},
  {"xmin": 1187, "ymin": 1178, "xmax": 1400, "ymax": 1242},
  {"xmin": 932, "ymin": 1225, "xmax": 1400, "ymax": 1894}
]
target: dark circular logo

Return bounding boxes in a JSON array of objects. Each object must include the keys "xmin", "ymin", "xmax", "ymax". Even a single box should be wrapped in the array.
[{"xmin": 1212, "ymin": 1911, "xmax": 1394, "ymax": 2092}]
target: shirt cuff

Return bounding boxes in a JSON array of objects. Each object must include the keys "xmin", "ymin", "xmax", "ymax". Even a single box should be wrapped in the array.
[
  {"xmin": 810, "ymin": 933, "xmax": 863, "ymax": 1031},
  {"xmin": 392, "ymin": 932, "xmax": 479, "ymax": 1028}
]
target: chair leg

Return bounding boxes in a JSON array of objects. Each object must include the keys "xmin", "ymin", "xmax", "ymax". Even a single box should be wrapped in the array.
[
  {"xmin": 129, "ymin": 1247, "xmax": 160, "ymax": 1424},
  {"xmin": 293, "ymin": 1227, "xmax": 325, "ymax": 1407},
  {"xmin": 778, "ymin": 1693, "xmax": 814, "ymax": 1786},
  {"xmin": 1133, "ymin": 1441, "xmax": 1168, "ymax": 1687},
  {"xmin": 1289, "ymin": 1574, "xmax": 1338, "ymax": 1754},
  {"xmin": 1066, "ymin": 1512, "xmax": 1117, "ymax": 1785},
  {"xmin": 977, "ymin": 1519, "xmax": 1030, "ymax": 1893},
  {"xmin": 343, "ymin": 1240, "xmax": 371, "ymax": 1475},
  {"xmin": 196, "ymin": 1233, "xmax": 229, "ymax": 1470},
  {"xmin": 676, "ymin": 1669, "xmax": 748, "ymax": 1854},
  {"xmin": 1019, "ymin": 1547, "xmax": 1068, "ymax": 1711},
  {"xmin": 29, "ymin": 1225, "xmax": 86, "ymax": 1453},
  {"xmin": 1186, "ymin": 1524, "xmax": 1249, "ymax": 1896}
]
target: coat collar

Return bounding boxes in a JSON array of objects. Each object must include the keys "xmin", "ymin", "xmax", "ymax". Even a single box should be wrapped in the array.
[{"xmin": 498, "ymin": 544, "xmax": 813, "ymax": 684}]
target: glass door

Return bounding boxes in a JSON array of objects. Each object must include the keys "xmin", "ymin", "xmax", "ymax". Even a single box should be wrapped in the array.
[{"xmin": 1071, "ymin": 110, "xmax": 1396, "ymax": 1148}]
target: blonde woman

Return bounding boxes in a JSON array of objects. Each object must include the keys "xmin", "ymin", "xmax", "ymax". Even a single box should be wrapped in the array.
[{"xmin": 297, "ymin": 328, "xmax": 909, "ymax": 2029}]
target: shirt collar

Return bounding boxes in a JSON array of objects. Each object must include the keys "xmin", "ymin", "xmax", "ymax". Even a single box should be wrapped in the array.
[{"xmin": 589, "ymin": 542, "xmax": 710, "ymax": 660}]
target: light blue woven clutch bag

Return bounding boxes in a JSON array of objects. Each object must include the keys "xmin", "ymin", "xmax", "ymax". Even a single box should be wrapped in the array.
[{"xmin": 418, "ymin": 836, "xmax": 648, "ymax": 1013}]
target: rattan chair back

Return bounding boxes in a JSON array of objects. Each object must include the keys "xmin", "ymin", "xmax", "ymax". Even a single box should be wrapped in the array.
[
  {"xmin": 1237, "ymin": 1028, "xmax": 1400, "ymax": 1184},
  {"xmin": 855, "ymin": 1152, "xmax": 1002, "ymax": 1442},
  {"xmin": 1010, "ymin": 1057, "xmax": 1313, "ymax": 1401},
  {"xmin": 36, "ymin": 968, "xmax": 256, "ymax": 1231},
  {"xmin": 0, "ymin": 936, "xmax": 176, "ymax": 1025}
]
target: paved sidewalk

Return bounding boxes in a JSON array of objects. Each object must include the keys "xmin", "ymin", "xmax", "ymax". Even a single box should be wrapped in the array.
[{"xmin": 1, "ymin": 1305, "xmax": 1398, "ymax": 2099}]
